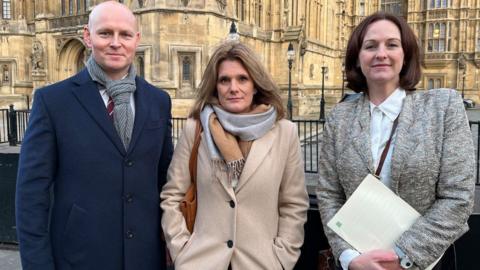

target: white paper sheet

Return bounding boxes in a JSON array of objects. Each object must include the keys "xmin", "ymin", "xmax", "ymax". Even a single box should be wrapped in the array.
[{"xmin": 327, "ymin": 174, "xmax": 440, "ymax": 270}]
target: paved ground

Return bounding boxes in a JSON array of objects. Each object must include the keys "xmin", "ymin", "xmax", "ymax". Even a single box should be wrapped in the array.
[
  {"xmin": 0, "ymin": 245, "xmax": 19, "ymax": 270},
  {"xmin": 2, "ymin": 108, "xmax": 480, "ymax": 269}
]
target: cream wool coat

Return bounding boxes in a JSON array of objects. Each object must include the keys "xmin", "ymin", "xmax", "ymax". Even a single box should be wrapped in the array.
[{"xmin": 161, "ymin": 118, "xmax": 309, "ymax": 270}]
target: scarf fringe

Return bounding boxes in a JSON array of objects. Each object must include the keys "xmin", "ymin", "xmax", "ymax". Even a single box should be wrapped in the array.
[{"xmin": 211, "ymin": 158, "xmax": 245, "ymax": 190}]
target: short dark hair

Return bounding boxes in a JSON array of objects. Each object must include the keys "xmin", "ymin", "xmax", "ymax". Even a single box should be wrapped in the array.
[{"xmin": 345, "ymin": 12, "xmax": 421, "ymax": 93}]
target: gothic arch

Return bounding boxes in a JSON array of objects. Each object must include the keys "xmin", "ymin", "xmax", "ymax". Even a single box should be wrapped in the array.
[{"xmin": 57, "ymin": 38, "xmax": 87, "ymax": 81}]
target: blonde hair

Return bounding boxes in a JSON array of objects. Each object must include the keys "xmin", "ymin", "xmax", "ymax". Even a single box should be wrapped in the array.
[{"xmin": 190, "ymin": 42, "xmax": 285, "ymax": 120}]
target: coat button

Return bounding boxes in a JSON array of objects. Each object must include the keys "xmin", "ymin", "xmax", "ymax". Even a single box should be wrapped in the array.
[
  {"xmin": 227, "ymin": 240, "xmax": 233, "ymax": 248},
  {"xmin": 125, "ymin": 193, "xmax": 133, "ymax": 203},
  {"xmin": 229, "ymin": 200, "xmax": 235, "ymax": 208},
  {"xmin": 126, "ymin": 230, "xmax": 134, "ymax": 239},
  {"xmin": 125, "ymin": 159, "xmax": 134, "ymax": 167}
]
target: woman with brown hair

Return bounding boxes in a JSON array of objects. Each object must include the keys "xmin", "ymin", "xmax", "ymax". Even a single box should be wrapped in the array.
[
  {"xmin": 317, "ymin": 12, "xmax": 475, "ymax": 270},
  {"xmin": 161, "ymin": 41, "xmax": 309, "ymax": 270}
]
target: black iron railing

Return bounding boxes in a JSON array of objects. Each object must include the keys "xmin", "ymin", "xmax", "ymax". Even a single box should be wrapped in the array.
[
  {"xmin": 0, "ymin": 109, "xmax": 8, "ymax": 143},
  {"xmin": 2, "ymin": 107, "xmax": 480, "ymax": 185}
]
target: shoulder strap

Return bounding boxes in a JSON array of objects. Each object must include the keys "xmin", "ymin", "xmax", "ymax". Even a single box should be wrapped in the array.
[
  {"xmin": 189, "ymin": 120, "xmax": 203, "ymax": 185},
  {"xmin": 374, "ymin": 116, "xmax": 399, "ymax": 177}
]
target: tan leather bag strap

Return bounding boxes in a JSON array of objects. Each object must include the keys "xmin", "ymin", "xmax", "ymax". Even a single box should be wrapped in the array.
[{"xmin": 189, "ymin": 120, "xmax": 202, "ymax": 185}]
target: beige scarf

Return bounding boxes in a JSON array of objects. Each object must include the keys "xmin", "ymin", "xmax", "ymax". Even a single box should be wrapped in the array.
[{"xmin": 208, "ymin": 104, "xmax": 271, "ymax": 189}]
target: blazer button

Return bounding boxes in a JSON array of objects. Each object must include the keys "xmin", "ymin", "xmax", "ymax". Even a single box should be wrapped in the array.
[
  {"xmin": 126, "ymin": 230, "xmax": 134, "ymax": 239},
  {"xmin": 227, "ymin": 240, "xmax": 233, "ymax": 248},
  {"xmin": 125, "ymin": 193, "xmax": 133, "ymax": 203},
  {"xmin": 229, "ymin": 200, "xmax": 235, "ymax": 208}
]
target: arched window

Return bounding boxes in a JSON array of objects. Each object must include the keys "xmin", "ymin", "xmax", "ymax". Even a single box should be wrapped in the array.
[
  {"xmin": 427, "ymin": 78, "xmax": 443, "ymax": 89},
  {"xmin": 235, "ymin": 0, "xmax": 245, "ymax": 21},
  {"xmin": 182, "ymin": 57, "xmax": 191, "ymax": 81},
  {"xmin": 2, "ymin": 65, "xmax": 9, "ymax": 83},
  {"xmin": 381, "ymin": 0, "xmax": 404, "ymax": 16},
  {"xmin": 178, "ymin": 53, "xmax": 195, "ymax": 94},
  {"xmin": 428, "ymin": 79, "xmax": 434, "ymax": 90},
  {"xmin": 429, "ymin": 0, "xmax": 449, "ymax": 9},
  {"xmin": 2, "ymin": 0, "xmax": 12, "ymax": 19},
  {"xmin": 69, "ymin": 0, "xmax": 73, "ymax": 15},
  {"xmin": 428, "ymin": 22, "xmax": 449, "ymax": 52},
  {"xmin": 359, "ymin": 0, "xmax": 365, "ymax": 16},
  {"xmin": 254, "ymin": 1, "xmax": 262, "ymax": 27},
  {"xmin": 61, "ymin": 0, "xmax": 66, "ymax": 15},
  {"xmin": 136, "ymin": 56, "xmax": 145, "ymax": 78},
  {"xmin": 477, "ymin": 26, "xmax": 480, "ymax": 51}
]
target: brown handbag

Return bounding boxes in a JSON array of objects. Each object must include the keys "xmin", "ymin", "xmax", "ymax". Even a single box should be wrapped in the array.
[{"xmin": 179, "ymin": 120, "xmax": 202, "ymax": 233}]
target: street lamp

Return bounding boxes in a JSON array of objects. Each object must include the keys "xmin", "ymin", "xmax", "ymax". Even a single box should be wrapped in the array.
[
  {"xmin": 462, "ymin": 68, "xmax": 466, "ymax": 99},
  {"xmin": 227, "ymin": 21, "xmax": 240, "ymax": 41},
  {"xmin": 320, "ymin": 66, "xmax": 328, "ymax": 120},
  {"xmin": 287, "ymin": 42, "xmax": 295, "ymax": 119}
]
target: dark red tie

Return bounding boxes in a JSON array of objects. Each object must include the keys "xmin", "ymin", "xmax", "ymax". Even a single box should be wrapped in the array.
[{"xmin": 107, "ymin": 96, "xmax": 114, "ymax": 120}]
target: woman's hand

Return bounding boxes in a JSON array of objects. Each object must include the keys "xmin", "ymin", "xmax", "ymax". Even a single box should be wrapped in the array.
[{"xmin": 349, "ymin": 250, "xmax": 402, "ymax": 270}]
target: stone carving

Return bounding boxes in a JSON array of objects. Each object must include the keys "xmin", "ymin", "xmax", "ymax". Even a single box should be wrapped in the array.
[
  {"xmin": 56, "ymin": 38, "xmax": 65, "ymax": 51},
  {"xmin": 31, "ymin": 41, "xmax": 44, "ymax": 71},
  {"xmin": 216, "ymin": 0, "xmax": 227, "ymax": 12},
  {"xmin": 181, "ymin": 0, "xmax": 189, "ymax": 7}
]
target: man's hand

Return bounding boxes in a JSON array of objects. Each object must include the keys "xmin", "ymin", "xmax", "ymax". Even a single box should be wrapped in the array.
[{"xmin": 349, "ymin": 250, "xmax": 402, "ymax": 270}]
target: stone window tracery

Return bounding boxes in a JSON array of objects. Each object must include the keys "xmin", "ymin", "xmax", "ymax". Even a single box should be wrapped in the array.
[{"xmin": 2, "ymin": 0, "xmax": 11, "ymax": 19}]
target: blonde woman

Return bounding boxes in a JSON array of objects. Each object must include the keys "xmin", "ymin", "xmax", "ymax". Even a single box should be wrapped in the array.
[{"xmin": 161, "ymin": 42, "xmax": 309, "ymax": 270}]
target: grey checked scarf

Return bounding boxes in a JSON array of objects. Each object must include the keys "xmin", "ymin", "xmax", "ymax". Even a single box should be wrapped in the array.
[{"xmin": 86, "ymin": 57, "xmax": 137, "ymax": 150}]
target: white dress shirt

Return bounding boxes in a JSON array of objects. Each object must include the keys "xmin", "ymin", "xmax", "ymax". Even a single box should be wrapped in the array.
[{"xmin": 339, "ymin": 88, "xmax": 406, "ymax": 270}]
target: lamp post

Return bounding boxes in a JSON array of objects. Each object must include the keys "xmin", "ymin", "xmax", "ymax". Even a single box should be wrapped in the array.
[
  {"xmin": 287, "ymin": 43, "xmax": 295, "ymax": 119},
  {"xmin": 462, "ymin": 68, "xmax": 466, "ymax": 99},
  {"xmin": 227, "ymin": 21, "xmax": 239, "ymax": 41},
  {"xmin": 320, "ymin": 66, "xmax": 327, "ymax": 120},
  {"xmin": 341, "ymin": 63, "xmax": 345, "ymax": 99}
]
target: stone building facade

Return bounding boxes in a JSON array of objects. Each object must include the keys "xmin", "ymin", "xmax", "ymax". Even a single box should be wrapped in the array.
[{"xmin": 0, "ymin": 0, "xmax": 479, "ymax": 117}]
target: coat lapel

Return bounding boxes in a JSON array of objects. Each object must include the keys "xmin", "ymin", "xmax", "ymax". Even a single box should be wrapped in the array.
[
  {"xmin": 234, "ymin": 125, "xmax": 276, "ymax": 193},
  {"xmin": 351, "ymin": 96, "xmax": 375, "ymax": 174},
  {"xmin": 70, "ymin": 69, "xmax": 126, "ymax": 155},
  {"xmin": 127, "ymin": 77, "xmax": 149, "ymax": 154},
  {"xmin": 390, "ymin": 93, "xmax": 421, "ymax": 191}
]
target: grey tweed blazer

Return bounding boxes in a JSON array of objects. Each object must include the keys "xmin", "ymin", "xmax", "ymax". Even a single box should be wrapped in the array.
[{"xmin": 316, "ymin": 89, "xmax": 475, "ymax": 269}]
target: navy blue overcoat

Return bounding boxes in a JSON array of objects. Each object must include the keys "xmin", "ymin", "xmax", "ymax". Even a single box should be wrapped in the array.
[{"xmin": 16, "ymin": 68, "xmax": 173, "ymax": 270}]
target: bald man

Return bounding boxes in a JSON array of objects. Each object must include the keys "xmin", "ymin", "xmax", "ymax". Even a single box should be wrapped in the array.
[{"xmin": 15, "ymin": 2, "xmax": 173, "ymax": 269}]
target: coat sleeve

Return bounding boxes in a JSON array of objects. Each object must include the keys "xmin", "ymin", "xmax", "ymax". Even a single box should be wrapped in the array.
[
  {"xmin": 316, "ymin": 110, "xmax": 356, "ymax": 260},
  {"xmin": 15, "ymin": 90, "xmax": 56, "ymax": 270},
  {"xmin": 396, "ymin": 90, "xmax": 476, "ymax": 269},
  {"xmin": 160, "ymin": 118, "xmax": 196, "ymax": 262},
  {"xmin": 273, "ymin": 122, "xmax": 310, "ymax": 270}
]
